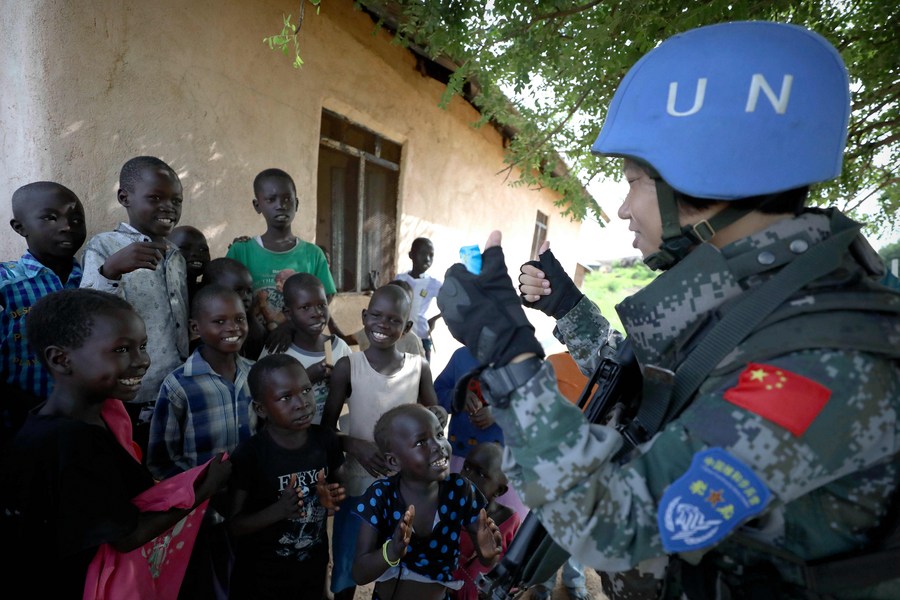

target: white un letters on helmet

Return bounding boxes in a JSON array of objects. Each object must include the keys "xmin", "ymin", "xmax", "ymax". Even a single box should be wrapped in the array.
[
  {"xmin": 592, "ymin": 21, "xmax": 850, "ymax": 201},
  {"xmin": 666, "ymin": 74, "xmax": 793, "ymax": 117}
]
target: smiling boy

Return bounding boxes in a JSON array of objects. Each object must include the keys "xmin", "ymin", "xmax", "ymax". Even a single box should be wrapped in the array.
[
  {"xmin": 1, "ymin": 182, "xmax": 87, "ymax": 442},
  {"xmin": 322, "ymin": 283, "xmax": 440, "ymax": 600},
  {"xmin": 148, "ymin": 285, "xmax": 253, "ymax": 479},
  {"xmin": 0, "ymin": 288, "xmax": 231, "ymax": 597},
  {"xmin": 147, "ymin": 284, "xmax": 253, "ymax": 599},
  {"xmin": 81, "ymin": 156, "xmax": 190, "ymax": 457}
]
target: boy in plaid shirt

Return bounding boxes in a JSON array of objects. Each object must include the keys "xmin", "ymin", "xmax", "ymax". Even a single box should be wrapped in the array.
[{"xmin": 1, "ymin": 181, "xmax": 86, "ymax": 444}]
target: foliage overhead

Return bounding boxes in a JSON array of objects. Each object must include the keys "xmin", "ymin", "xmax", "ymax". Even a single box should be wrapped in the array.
[{"xmin": 271, "ymin": 1, "xmax": 899, "ymax": 230}]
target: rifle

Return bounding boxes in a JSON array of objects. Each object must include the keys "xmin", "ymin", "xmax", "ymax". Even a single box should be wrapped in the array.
[{"xmin": 475, "ymin": 338, "xmax": 641, "ymax": 600}]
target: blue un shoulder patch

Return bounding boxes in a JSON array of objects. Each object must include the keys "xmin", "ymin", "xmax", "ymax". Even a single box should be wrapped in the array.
[{"xmin": 658, "ymin": 447, "xmax": 771, "ymax": 553}]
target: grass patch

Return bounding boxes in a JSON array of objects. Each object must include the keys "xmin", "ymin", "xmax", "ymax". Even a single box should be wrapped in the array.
[{"xmin": 581, "ymin": 260, "xmax": 657, "ymax": 333}]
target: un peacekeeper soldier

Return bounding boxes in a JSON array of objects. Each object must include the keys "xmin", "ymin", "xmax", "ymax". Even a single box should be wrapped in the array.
[{"xmin": 437, "ymin": 21, "xmax": 900, "ymax": 600}]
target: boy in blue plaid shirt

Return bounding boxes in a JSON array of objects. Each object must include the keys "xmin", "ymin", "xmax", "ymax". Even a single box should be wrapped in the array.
[
  {"xmin": 148, "ymin": 284, "xmax": 254, "ymax": 478},
  {"xmin": 1, "ymin": 182, "xmax": 86, "ymax": 444},
  {"xmin": 148, "ymin": 284, "xmax": 255, "ymax": 599}
]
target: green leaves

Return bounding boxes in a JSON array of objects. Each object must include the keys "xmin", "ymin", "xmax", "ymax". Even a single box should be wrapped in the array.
[
  {"xmin": 260, "ymin": 1, "xmax": 897, "ymax": 233},
  {"xmin": 353, "ymin": 0, "xmax": 899, "ymax": 234},
  {"xmin": 263, "ymin": 12, "xmax": 304, "ymax": 68}
]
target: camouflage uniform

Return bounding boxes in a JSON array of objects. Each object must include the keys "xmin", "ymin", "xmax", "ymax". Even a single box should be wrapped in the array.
[{"xmin": 492, "ymin": 209, "xmax": 900, "ymax": 599}]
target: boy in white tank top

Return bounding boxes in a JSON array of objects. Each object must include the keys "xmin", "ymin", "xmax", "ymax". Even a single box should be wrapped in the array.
[{"xmin": 323, "ymin": 283, "xmax": 445, "ymax": 600}]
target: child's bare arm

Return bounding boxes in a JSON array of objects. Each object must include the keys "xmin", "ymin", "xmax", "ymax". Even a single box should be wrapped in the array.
[
  {"xmin": 352, "ymin": 504, "xmax": 415, "ymax": 585},
  {"xmin": 467, "ymin": 508, "xmax": 503, "ymax": 567},
  {"xmin": 322, "ymin": 356, "xmax": 350, "ymax": 431},
  {"xmin": 227, "ymin": 473, "xmax": 304, "ymax": 537},
  {"xmin": 112, "ymin": 453, "xmax": 232, "ymax": 552},
  {"xmin": 418, "ymin": 362, "xmax": 448, "ymax": 427},
  {"xmin": 417, "ymin": 361, "xmax": 438, "ymax": 407}
]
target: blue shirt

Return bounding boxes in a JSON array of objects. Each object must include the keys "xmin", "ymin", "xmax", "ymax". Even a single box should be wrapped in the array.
[
  {"xmin": 147, "ymin": 348, "xmax": 254, "ymax": 480},
  {"xmin": 0, "ymin": 252, "xmax": 83, "ymax": 398},
  {"xmin": 434, "ymin": 347, "xmax": 504, "ymax": 458}
]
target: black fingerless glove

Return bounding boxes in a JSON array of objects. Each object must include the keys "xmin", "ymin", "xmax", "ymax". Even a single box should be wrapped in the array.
[
  {"xmin": 438, "ymin": 246, "xmax": 544, "ymax": 367},
  {"xmin": 521, "ymin": 248, "xmax": 584, "ymax": 319}
]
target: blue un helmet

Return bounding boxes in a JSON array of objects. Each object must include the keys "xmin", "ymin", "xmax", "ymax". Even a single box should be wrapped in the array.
[{"xmin": 592, "ymin": 21, "xmax": 851, "ymax": 270}]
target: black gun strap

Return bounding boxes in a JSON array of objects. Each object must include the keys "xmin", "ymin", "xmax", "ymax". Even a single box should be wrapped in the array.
[{"xmin": 630, "ymin": 224, "xmax": 860, "ymax": 447}]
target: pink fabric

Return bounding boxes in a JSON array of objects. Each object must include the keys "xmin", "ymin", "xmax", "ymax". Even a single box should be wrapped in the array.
[
  {"xmin": 100, "ymin": 399, "xmax": 140, "ymax": 462},
  {"xmin": 453, "ymin": 511, "xmax": 522, "ymax": 600},
  {"xmin": 83, "ymin": 443, "xmax": 219, "ymax": 600}
]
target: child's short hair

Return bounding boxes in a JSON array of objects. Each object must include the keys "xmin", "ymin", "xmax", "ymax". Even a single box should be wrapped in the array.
[
  {"xmin": 248, "ymin": 353, "xmax": 305, "ymax": 401},
  {"xmin": 11, "ymin": 181, "xmax": 78, "ymax": 214},
  {"xmin": 283, "ymin": 273, "xmax": 324, "ymax": 304},
  {"xmin": 202, "ymin": 257, "xmax": 250, "ymax": 284},
  {"xmin": 26, "ymin": 289, "xmax": 135, "ymax": 368},
  {"xmin": 252, "ymin": 168, "xmax": 296, "ymax": 197},
  {"xmin": 410, "ymin": 237, "xmax": 432, "ymax": 252},
  {"xmin": 373, "ymin": 404, "xmax": 431, "ymax": 454},
  {"xmin": 370, "ymin": 283, "xmax": 412, "ymax": 320},
  {"xmin": 119, "ymin": 156, "xmax": 178, "ymax": 192},
  {"xmin": 388, "ymin": 279, "xmax": 413, "ymax": 298},
  {"xmin": 191, "ymin": 284, "xmax": 243, "ymax": 320}
]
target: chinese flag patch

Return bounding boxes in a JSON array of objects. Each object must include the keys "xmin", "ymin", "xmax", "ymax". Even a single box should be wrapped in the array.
[{"xmin": 723, "ymin": 363, "xmax": 831, "ymax": 437}]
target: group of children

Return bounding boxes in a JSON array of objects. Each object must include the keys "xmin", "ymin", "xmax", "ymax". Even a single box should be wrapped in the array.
[{"xmin": 0, "ymin": 157, "xmax": 525, "ymax": 600}]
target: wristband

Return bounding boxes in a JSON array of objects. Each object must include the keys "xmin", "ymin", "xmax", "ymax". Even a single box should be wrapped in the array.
[{"xmin": 382, "ymin": 539, "xmax": 401, "ymax": 567}]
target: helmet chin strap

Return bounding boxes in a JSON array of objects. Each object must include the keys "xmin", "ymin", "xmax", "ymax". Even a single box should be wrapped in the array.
[{"xmin": 643, "ymin": 174, "xmax": 758, "ymax": 271}]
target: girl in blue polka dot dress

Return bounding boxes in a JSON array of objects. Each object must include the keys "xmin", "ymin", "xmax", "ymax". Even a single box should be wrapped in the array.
[{"xmin": 351, "ymin": 404, "xmax": 503, "ymax": 600}]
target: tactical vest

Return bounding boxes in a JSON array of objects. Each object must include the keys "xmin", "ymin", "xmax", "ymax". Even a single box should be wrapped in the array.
[{"xmin": 657, "ymin": 234, "xmax": 900, "ymax": 598}]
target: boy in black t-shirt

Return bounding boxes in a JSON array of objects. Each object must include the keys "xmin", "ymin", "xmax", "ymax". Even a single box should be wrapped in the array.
[
  {"xmin": 227, "ymin": 354, "xmax": 345, "ymax": 599},
  {"xmin": 0, "ymin": 288, "xmax": 230, "ymax": 597}
]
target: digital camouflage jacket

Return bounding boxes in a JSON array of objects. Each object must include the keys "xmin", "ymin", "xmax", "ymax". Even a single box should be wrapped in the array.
[{"xmin": 493, "ymin": 209, "xmax": 900, "ymax": 599}]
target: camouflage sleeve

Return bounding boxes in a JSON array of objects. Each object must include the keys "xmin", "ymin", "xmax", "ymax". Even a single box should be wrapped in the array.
[
  {"xmin": 494, "ymin": 347, "xmax": 900, "ymax": 575},
  {"xmin": 553, "ymin": 296, "xmax": 619, "ymax": 376},
  {"xmin": 492, "ymin": 360, "xmax": 673, "ymax": 573}
]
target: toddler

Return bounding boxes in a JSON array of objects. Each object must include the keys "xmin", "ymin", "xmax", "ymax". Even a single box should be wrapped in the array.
[{"xmin": 352, "ymin": 404, "xmax": 502, "ymax": 600}]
